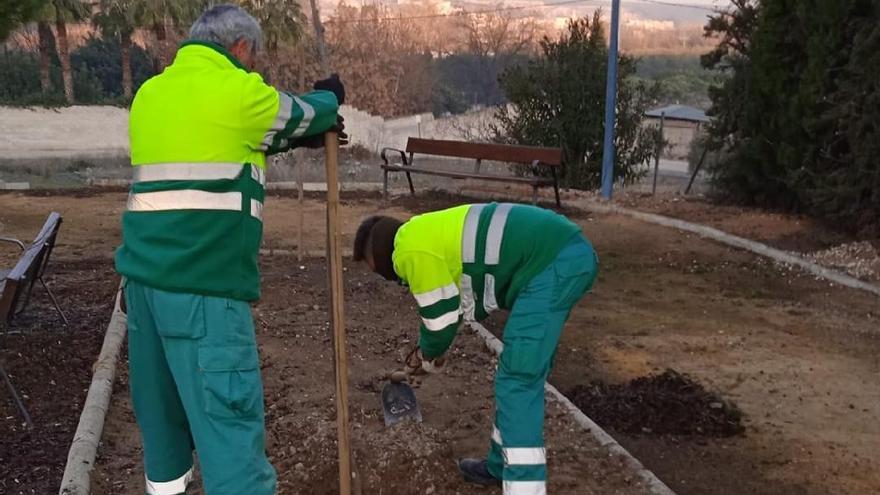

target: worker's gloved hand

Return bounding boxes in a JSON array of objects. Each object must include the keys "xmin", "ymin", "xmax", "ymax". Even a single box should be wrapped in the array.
[
  {"xmin": 313, "ymin": 73, "xmax": 345, "ymax": 105},
  {"xmin": 288, "ymin": 115, "xmax": 348, "ymax": 149},
  {"xmin": 405, "ymin": 346, "xmax": 445, "ymax": 375}
]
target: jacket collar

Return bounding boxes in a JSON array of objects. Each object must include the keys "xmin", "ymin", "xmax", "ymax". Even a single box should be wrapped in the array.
[{"xmin": 174, "ymin": 40, "xmax": 247, "ymax": 71}]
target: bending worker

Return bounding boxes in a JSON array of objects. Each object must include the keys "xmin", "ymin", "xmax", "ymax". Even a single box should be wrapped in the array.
[
  {"xmin": 354, "ymin": 202, "xmax": 599, "ymax": 494},
  {"xmin": 115, "ymin": 5, "xmax": 345, "ymax": 494}
]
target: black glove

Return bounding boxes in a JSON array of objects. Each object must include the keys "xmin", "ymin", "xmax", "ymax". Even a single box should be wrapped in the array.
[
  {"xmin": 313, "ymin": 73, "xmax": 345, "ymax": 105},
  {"xmin": 288, "ymin": 115, "xmax": 348, "ymax": 149}
]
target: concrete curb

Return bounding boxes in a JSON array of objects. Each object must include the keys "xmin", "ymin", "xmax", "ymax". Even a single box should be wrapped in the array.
[
  {"xmin": 467, "ymin": 321, "xmax": 676, "ymax": 495},
  {"xmin": 582, "ymin": 201, "xmax": 880, "ymax": 298},
  {"xmin": 59, "ymin": 286, "xmax": 127, "ymax": 495}
]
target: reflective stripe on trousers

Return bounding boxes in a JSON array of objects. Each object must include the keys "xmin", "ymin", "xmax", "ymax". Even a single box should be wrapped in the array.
[
  {"xmin": 503, "ymin": 480, "xmax": 547, "ymax": 495},
  {"xmin": 145, "ymin": 468, "xmax": 193, "ymax": 495},
  {"xmin": 491, "ymin": 422, "xmax": 548, "ymax": 495}
]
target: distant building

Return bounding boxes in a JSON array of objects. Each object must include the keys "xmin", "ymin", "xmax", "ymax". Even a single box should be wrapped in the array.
[{"xmin": 644, "ymin": 104, "xmax": 710, "ymax": 160}]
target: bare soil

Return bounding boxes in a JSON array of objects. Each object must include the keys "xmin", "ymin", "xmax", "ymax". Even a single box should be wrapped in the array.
[
  {"xmin": 91, "ymin": 258, "xmax": 651, "ymax": 495},
  {"xmin": 554, "ymin": 211, "xmax": 880, "ymax": 495},
  {"xmin": 0, "ymin": 257, "xmax": 117, "ymax": 495},
  {"xmin": 1, "ymin": 189, "xmax": 878, "ymax": 494},
  {"xmin": 616, "ymin": 192, "xmax": 867, "ymax": 254}
]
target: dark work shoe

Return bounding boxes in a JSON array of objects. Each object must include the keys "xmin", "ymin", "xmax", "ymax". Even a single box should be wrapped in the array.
[{"xmin": 458, "ymin": 458, "xmax": 502, "ymax": 486}]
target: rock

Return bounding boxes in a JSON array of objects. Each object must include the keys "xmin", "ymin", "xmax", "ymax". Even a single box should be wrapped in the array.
[{"xmin": 295, "ymin": 462, "xmax": 305, "ymax": 471}]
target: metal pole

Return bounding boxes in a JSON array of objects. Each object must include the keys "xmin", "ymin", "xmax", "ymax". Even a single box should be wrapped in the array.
[
  {"xmin": 652, "ymin": 112, "xmax": 665, "ymax": 195},
  {"xmin": 1, "ymin": 362, "xmax": 32, "ymax": 429},
  {"xmin": 600, "ymin": 0, "xmax": 621, "ymax": 199},
  {"xmin": 685, "ymin": 144, "xmax": 710, "ymax": 195}
]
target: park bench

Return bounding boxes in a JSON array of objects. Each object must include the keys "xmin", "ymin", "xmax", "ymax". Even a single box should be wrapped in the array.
[
  {"xmin": 1, "ymin": 212, "xmax": 67, "ymax": 427},
  {"xmin": 380, "ymin": 138, "xmax": 564, "ymax": 207}
]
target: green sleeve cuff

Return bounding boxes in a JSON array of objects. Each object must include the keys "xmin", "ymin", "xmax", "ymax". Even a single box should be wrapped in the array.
[
  {"xmin": 418, "ymin": 321, "xmax": 459, "ymax": 359},
  {"xmin": 297, "ymin": 90, "xmax": 339, "ymax": 138}
]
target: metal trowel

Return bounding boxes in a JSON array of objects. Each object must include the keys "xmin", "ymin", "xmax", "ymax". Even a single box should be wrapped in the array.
[{"xmin": 381, "ymin": 371, "xmax": 422, "ymax": 426}]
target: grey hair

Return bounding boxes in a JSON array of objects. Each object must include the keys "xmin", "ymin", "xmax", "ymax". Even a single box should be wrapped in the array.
[{"xmin": 189, "ymin": 4, "xmax": 262, "ymax": 52}]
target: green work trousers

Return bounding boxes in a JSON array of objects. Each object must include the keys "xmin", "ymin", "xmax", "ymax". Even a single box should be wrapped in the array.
[
  {"xmin": 124, "ymin": 280, "xmax": 276, "ymax": 495},
  {"xmin": 487, "ymin": 235, "xmax": 598, "ymax": 495}
]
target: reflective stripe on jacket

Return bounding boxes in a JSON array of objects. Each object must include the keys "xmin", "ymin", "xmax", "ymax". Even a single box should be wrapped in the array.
[
  {"xmin": 115, "ymin": 41, "xmax": 339, "ymax": 301},
  {"xmin": 393, "ymin": 203, "xmax": 582, "ymax": 358}
]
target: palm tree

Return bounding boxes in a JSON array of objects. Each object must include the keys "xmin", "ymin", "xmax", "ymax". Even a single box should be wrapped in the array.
[
  {"xmin": 94, "ymin": 0, "xmax": 137, "ymax": 99},
  {"xmin": 131, "ymin": 0, "xmax": 200, "ymax": 70},
  {"xmin": 37, "ymin": 20, "xmax": 54, "ymax": 95},
  {"xmin": 0, "ymin": 0, "xmax": 46, "ymax": 41},
  {"xmin": 37, "ymin": 0, "xmax": 91, "ymax": 104},
  {"xmin": 237, "ymin": 0, "xmax": 306, "ymax": 82}
]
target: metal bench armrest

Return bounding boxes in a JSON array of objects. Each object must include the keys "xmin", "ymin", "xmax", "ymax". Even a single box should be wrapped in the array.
[
  {"xmin": 0, "ymin": 237, "xmax": 26, "ymax": 251},
  {"xmin": 530, "ymin": 159, "xmax": 543, "ymax": 175},
  {"xmin": 381, "ymin": 147, "xmax": 409, "ymax": 167}
]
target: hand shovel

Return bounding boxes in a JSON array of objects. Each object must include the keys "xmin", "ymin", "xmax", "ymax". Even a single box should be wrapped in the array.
[{"xmin": 381, "ymin": 371, "xmax": 422, "ymax": 426}]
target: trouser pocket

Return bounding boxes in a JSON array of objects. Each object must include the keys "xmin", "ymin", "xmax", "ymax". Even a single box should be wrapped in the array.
[
  {"xmin": 551, "ymin": 238, "xmax": 599, "ymax": 310},
  {"xmin": 198, "ymin": 344, "xmax": 262, "ymax": 420},
  {"xmin": 152, "ymin": 292, "xmax": 207, "ymax": 340}
]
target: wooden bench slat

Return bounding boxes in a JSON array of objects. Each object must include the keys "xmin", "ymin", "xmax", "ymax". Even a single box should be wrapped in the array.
[
  {"xmin": 382, "ymin": 138, "xmax": 563, "ymax": 206},
  {"xmin": 405, "ymin": 138, "xmax": 562, "ymax": 166},
  {"xmin": 381, "ymin": 165, "xmax": 554, "ymax": 185}
]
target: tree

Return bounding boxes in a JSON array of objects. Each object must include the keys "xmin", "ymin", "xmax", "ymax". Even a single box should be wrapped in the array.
[
  {"xmin": 37, "ymin": 0, "xmax": 91, "ymax": 104},
  {"xmin": 427, "ymin": 9, "xmax": 538, "ymax": 111},
  {"xmin": 236, "ymin": 0, "xmax": 305, "ymax": 83},
  {"xmin": 702, "ymin": 0, "xmax": 880, "ymax": 235},
  {"xmin": 37, "ymin": 19, "xmax": 55, "ymax": 94},
  {"xmin": 325, "ymin": 3, "xmax": 435, "ymax": 116},
  {"xmin": 0, "ymin": 0, "xmax": 46, "ymax": 40},
  {"xmin": 494, "ymin": 14, "xmax": 658, "ymax": 189},
  {"xmin": 131, "ymin": 0, "xmax": 200, "ymax": 70},
  {"xmin": 458, "ymin": 9, "xmax": 538, "ymax": 105},
  {"xmin": 94, "ymin": 0, "xmax": 137, "ymax": 99},
  {"xmin": 237, "ymin": 0, "xmax": 304, "ymax": 55}
]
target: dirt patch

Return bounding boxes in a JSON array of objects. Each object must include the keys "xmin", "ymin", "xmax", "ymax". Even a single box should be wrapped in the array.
[
  {"xmin": 0, "ymin": 186, "xmax": 130, "ymax": 197},
  {"xmin": 91, "ymin": 258, "xmax": 653, "ymax": 495},
  {"xmin": 567, "ymin": 370, "xmax": 744, "ymax": 437},
  {"xmin": 554, "ymin": 212, "xmax": 880, "ymax": 495},
  {"xmin": 0, "ymin": 257, "xmax": 117, "ymax": 495},
  {"xmin": 617, "ymin": 193, "xmax": 858, "ymax": 253},
  {"xmin": 4, "ymin": 188, "xmax": 880, "ymax": 495}
]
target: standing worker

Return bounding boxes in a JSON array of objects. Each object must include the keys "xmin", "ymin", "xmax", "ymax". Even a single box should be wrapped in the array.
[
  {"xmin": 353, "ymin": 203, "xmax": 599, "ymax": 494},
  {"xmin": 115, "ymin": 5, "xmax": 346, "ymax": 494}
]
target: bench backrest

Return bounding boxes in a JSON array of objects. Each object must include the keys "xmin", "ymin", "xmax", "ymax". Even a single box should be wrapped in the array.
[
  {"xmin": 405, "ymin": 138, "xmax": 562, "ymax": 166},
  {"xmin": 0, "ymin": 212, "xmax": 63, "ymax": 323}
]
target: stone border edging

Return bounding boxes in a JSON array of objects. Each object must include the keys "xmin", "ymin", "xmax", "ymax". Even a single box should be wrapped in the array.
[
  {"xmin": 468, "ymin": 321, "xmax": 676, "ymax": 495},
  {"xmin": 59, "ymin": 286, "xmax": 127, "ymax": 495},
  {"xmin": 584, "ymin": 201, "xmax": 880, "ymax": 298}
]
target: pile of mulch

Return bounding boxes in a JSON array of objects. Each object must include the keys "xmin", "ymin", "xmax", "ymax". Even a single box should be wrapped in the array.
[{"xmin": 567, "ymin": 369, "xmax": 745, "ymax": 437}]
